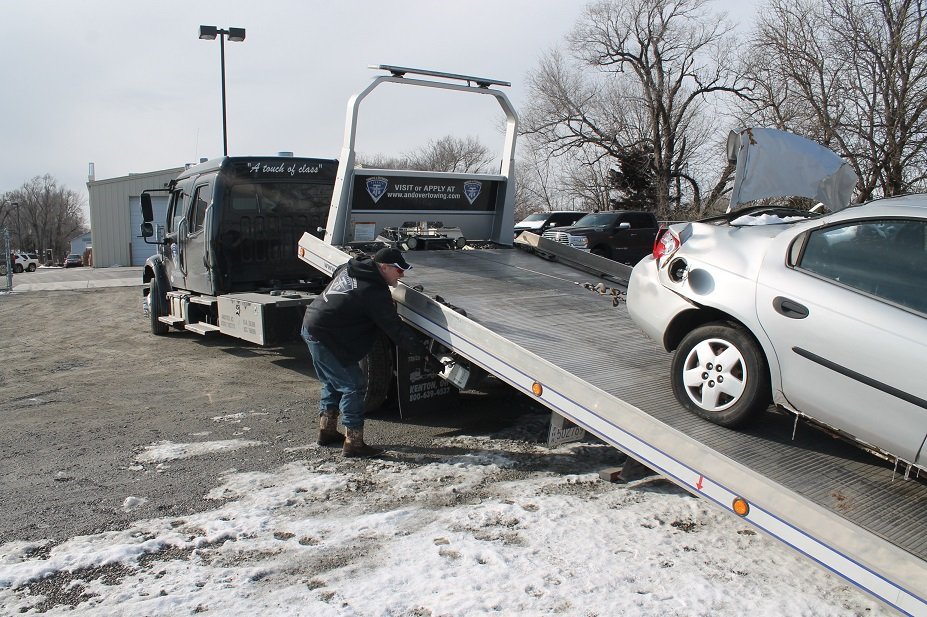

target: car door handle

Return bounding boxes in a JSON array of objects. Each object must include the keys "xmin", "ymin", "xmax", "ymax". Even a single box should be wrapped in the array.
[{"xmin": 773, "ymin": 296, "xmax": 809, "ymax": 319}]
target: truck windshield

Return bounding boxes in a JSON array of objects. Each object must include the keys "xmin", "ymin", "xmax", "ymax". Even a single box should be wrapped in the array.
[{"xmin": 574, "ymin": 212, "xmax": 619, "ymax": 227}]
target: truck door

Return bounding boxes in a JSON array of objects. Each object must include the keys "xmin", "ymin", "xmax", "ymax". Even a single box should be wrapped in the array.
[
  {"xmin": 612, "ymin": 213, "xmax": 654, "ymax": 265},
  {"xmin": 163, "ymin": 182, "xmax": 192, "ymax": 290},
  {"xmin": 183, "ymin": 178, "xmax": 215, "ymax": 294}
]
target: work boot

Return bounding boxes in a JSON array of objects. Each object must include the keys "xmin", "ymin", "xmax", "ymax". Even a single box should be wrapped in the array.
[
  {"xmin": 317, "ymin": 410, "xmax": 345, "ymax": 446},
  {"xmin": 343, "ymin": 426, "xmax": 384, "ymax": 458}
]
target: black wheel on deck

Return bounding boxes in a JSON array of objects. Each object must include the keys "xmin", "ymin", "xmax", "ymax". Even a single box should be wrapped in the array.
[
  {"xmin": 149, "ymin": 276, "xmax": 169, "ymax": 336},
  {"xmin": 361, "ymin": 331, "xmax": 394, "ymax": 412}
]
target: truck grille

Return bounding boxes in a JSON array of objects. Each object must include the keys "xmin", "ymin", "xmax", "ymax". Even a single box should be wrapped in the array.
[{"xmin": 543, "ymin": 230, "xmax": 570, "ymax": 244}]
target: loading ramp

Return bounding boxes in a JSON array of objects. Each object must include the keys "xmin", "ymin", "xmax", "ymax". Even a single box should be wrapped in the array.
[{"xmin": 387, "ymin": 246, "xmax": 927, "ymax": 616}]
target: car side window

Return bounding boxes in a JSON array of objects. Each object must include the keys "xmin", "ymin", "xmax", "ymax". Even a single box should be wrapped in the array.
[{"xmin": 798, "ymin": 219, "xmax": 926, "ymax": 314}]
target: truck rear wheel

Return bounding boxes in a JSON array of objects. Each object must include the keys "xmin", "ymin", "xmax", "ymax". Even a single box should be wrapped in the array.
[
  {"xmin": 361, "ymin": 332, "xmax": 394, "ymax": 412},
  {"xmin": 149, "ymin": 277, "xmax": 169, "ymax": 336}
]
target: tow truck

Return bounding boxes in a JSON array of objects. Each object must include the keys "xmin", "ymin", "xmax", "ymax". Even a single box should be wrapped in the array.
[{"xmin": 296, "ymin": 65, "xmax": 927, "ymax": 616}]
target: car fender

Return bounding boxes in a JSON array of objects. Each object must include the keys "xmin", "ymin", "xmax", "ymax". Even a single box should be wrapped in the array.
[{"xmin": 654, "ymin": 256, "xmax": 787, "ymax": 401}]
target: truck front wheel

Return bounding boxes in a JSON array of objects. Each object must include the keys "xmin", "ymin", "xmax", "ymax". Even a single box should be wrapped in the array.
[{"xmin": 149, "ymin": 277, "xmax": 169, "ymax": 336}]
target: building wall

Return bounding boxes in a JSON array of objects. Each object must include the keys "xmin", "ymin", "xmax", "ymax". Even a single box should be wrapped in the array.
[{"xmin": 87, "ymin": 168, "xmax": 183, "ymax": 268}]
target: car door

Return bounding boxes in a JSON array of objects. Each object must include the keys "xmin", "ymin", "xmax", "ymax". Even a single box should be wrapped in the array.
[{"xmin": 754, "ymin": 218, "xmax": 927, "ymax": 465}]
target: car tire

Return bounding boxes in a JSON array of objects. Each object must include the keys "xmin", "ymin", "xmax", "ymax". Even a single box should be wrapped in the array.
[
  {"xmin": 13, "ymin": 264, "xmax": 23, "ymax": 274},
  {"xmin": 149, "ymin": 277, "xmax": 170, "ymax": 336},
  {"xmin": 27, "ymin": 264, "xmax": 36, "ymax": 272},
  {"xmin": 671, "ymin": 322, "xmax": 770, "ymax": 427}
]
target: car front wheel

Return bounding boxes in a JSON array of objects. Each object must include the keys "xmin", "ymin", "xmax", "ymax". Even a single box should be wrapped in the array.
[{"xmin": 671, "ymin": 322, "xmax": 769, "ymax": 427}]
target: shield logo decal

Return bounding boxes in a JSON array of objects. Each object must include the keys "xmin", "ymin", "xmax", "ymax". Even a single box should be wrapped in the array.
[
  {"xmin": 366, "ymin": 177, "xmax": 389, "ymax": 204},
  {"xmin": 463, "ymin": 180, "xmax": 482, "ymax": 205}
]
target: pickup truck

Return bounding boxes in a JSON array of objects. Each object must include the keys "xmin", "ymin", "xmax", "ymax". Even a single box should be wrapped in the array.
[{"xmin": 542, "ymin": 210, "xmax": 659, "ymax": 265}]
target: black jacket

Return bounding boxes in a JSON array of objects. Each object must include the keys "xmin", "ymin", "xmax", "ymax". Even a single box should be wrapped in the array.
[{"xmin": 302, "ymin": 255, "xmax": 423, "ymax": 364}]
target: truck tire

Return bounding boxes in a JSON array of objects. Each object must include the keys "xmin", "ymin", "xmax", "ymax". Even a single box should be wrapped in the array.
[
  {"xmin": 671, "ymin": 321, "xmax": 769, "ymax": 428},
  {"xmin": 361, "ymin": 332, "xmax": 394, "ymax": 412},
  {"xmin": 149, "ymin": 277, "xmax": 169, "ymax": 336}
]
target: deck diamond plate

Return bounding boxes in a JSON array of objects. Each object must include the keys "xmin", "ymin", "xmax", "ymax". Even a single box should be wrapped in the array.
[{"xmin": 403, "ymin": 248, "xmax": 927, "ymax": 562}]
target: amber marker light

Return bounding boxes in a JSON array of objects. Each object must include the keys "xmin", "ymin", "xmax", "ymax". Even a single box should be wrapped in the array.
[
  {"xmin": 732, "ymin": 497, "xmax": 750, "ymax": 517},
  {"xmin": 298, "ymin": 247, "xmax": 305, "ymax": 258},
  {"xmin": 531, "ymin": 382, "xmax": 543, "ymax": 397}
]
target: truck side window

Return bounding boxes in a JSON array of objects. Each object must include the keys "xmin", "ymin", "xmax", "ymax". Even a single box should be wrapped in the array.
[
  {"xmin": 165, "ymin": 191, "xmax": 183, "ymax": 234},
  {"xmin": 190, "ymin": 184, "xmax": 211, "ymax": 233}
]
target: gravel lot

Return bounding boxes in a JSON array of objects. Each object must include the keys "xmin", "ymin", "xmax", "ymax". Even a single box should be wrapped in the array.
[{"xmin": 0, "ymin": 282, "xmax": 551, "ymax": 546}]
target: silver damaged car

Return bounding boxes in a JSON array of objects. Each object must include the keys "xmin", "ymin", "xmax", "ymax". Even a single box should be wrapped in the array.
[{"xmin": 628, "ymin": 128, "xmax": 927, "ymax": 473}]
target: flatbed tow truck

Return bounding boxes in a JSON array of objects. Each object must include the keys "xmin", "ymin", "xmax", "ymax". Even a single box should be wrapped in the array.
[{"xmin": 298, "ymin": 66, "xmax": 927, "ymax": 615}]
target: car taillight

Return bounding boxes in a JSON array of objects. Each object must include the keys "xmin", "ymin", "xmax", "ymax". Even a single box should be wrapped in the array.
[{"xmin": 652, "ymin": 227, "xmax": 680, "ymax": 260}]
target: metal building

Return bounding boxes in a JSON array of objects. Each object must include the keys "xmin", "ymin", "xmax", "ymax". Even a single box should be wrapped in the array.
[{"xmin": 87, "ymin": 166, "xmax": 183, "ymax": 268}]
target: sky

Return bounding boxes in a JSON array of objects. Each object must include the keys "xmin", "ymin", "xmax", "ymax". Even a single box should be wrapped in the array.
[
  {"xmin": 0, "ymin": 0, "xmax": 759, "ymax": 218},
  {"xmin": 0, "ymin": 413, "xmax": 890, "ymax": 616}
]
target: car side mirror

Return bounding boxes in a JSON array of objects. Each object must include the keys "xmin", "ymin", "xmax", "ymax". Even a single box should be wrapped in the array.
[{"xmin": 618, "ymin": 222, "xmax": 631, "ymax": 230}]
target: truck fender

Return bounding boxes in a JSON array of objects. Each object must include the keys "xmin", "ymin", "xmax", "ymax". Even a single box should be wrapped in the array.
[{"xmin": 142, "ymin": 256, "xmax": 171, "ymax": 298}]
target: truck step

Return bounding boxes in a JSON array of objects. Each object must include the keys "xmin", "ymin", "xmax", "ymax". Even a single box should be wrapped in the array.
[
  {"xmin": 189, "ymin": 295, "xmax": 217, "ymax": 306},
  {"xmin": 158, "ymin": 315, "xmax": 185, "ymax": 326},
  {"xmin": 184, "ymin": 321, "xmax": 221, "ymax": 336}
]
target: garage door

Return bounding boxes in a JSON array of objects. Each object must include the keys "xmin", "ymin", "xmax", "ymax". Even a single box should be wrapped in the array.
[{"xmin": 128, "ymin": 195, "xmax": 169, "ymax": 266}]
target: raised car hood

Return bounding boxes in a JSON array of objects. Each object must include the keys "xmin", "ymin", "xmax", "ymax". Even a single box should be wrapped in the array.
[{"xmin": 727, "ymin": 128, "xmax": 858, "ymax": 212}]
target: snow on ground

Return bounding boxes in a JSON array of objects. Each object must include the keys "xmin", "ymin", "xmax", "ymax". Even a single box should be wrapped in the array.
[{"xmin": 0, "ymin": 425, "xmax": 891, "ymax": 616}]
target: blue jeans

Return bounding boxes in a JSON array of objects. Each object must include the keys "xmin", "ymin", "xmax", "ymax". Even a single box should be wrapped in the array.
[{"xmin": 301, "ymin": 326, "xmax": 367, "ymax": 429}]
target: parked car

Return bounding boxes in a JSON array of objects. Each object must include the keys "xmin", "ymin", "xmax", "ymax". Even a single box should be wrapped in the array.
[
  {"xmin": 628, "ymin": 197, "xmax": 927, "ymax": 472},
  {"xmin": 9, "ymin": 251, "xmax": 38, "ymax": 273},
  {"xmin": 64, "ymin": 253, "xmax": 83, "ymax": 268},
  {"xmin": 542, "ymin": 210, "xmax": 660, "ymax": 265},
  {"xmin": 514, "ymin": 211, "xmax": 587, "ymax": 239}
]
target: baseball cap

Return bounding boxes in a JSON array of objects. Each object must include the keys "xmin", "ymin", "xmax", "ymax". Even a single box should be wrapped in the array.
[{"xmin": 373, "ymin": 247, "xmax": 412, "ymax": 271}]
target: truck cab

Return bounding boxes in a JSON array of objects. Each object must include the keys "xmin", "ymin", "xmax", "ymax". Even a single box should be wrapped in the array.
[{"xmin": 140, "ymin": 156, "xmax": 338, "ymax": 343}]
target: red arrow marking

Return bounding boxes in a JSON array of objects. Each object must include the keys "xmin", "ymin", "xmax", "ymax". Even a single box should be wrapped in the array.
[{"xmin": 696, "ymin": 475, "xmax": 704, "ymax": 490}]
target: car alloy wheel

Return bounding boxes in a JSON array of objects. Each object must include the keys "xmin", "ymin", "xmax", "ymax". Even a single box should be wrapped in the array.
[{"xmin": 671, "ymin": 321, "xmax": 770, "ymax": 427}]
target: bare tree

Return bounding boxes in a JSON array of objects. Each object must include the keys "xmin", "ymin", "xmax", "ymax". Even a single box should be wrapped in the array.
[
  {"xmin": 522, "ymin": 0, "xmax": 750, "ymax": 218},
  {"xmin": 358, "ymin": 135, "xmax": 495, "ymax": 174},
  {"xmin": 6, "ymin": 175, "xmax": 86, "ymax": 261},
  {"xmin": 741, "ymin": 0, "xmax": 927, "ymax": 200}
]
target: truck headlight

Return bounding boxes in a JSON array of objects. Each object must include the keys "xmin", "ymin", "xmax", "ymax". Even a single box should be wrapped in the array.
[{"xmin": 569, "ymin": 236, "xmax": 588, "ymax": 249}]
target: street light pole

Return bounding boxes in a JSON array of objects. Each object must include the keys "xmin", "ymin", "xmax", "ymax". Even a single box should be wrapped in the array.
[{"xmin": 199, "ymin": 25, "xmax": 246, "ymax": 157}]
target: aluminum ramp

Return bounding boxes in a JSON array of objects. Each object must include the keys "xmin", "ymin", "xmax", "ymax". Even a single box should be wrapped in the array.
[{"xmin": 392, "ymin": 247, "xmax": 927, "ymax": 616}]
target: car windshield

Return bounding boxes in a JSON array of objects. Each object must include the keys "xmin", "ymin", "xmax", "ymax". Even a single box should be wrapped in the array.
[
  {"xmin": 574, "ymin": 212, "xmax": 618, "ymax": 227},
  {"xmin": 518, "ymin": 213, "xmax": 548, "ymax": 223}
]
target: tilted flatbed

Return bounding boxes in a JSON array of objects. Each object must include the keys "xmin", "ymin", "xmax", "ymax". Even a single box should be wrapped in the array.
[
  {"xmin": 300, "ymin": 234, "xmax": 926, "ymax": 616},
  {"xmin": 298, "ymin": 64, "xmax": 926, "ymax": 615}
]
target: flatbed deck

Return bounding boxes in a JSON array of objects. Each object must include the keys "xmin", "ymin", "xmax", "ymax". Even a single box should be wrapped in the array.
[{"xmin": 395, "ymin": 247, "xmax": 927, "ymax": 615}]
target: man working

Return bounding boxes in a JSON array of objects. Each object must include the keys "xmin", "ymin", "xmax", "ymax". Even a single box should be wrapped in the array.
[{"xmin": 301, "ymin": 247, "xmax": 426, "ymax": 457}]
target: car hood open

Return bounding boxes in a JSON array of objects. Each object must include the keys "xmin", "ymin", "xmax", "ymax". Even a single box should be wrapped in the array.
[{"xmin": 727, "ymin": 128, "xmax": 858, "ymax": 213}]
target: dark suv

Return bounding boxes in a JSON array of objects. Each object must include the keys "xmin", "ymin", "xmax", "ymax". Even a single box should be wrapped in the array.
[{"xmin": 514, "ymin": 211, "xmax": 588, "ymax": 239}]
